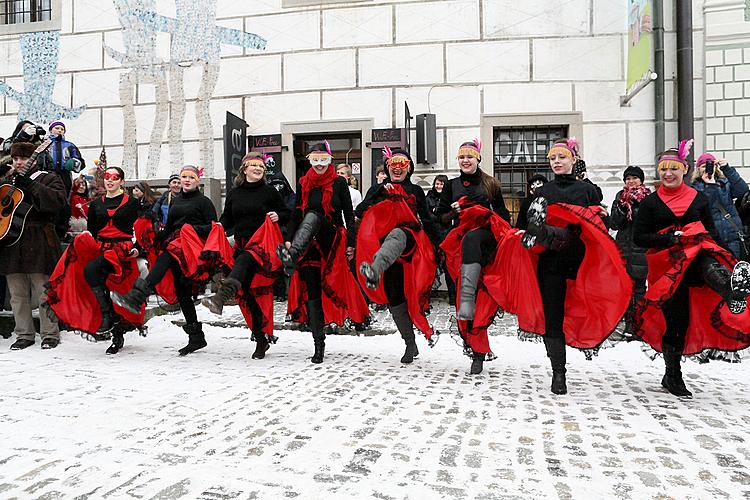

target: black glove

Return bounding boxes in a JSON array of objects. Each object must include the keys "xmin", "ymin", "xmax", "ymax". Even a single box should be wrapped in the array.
[{"xmin": 14, "ymin": 174, "xmax": 32, "ymax": 189}]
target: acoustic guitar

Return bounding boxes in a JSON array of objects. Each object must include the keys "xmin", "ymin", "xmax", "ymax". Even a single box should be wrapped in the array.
[{"xmin": 0, "ymin": 139, "xmax": 53, "ymax": 246}]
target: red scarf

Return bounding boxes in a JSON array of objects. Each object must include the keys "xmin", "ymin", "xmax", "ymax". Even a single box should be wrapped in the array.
[
  {"xmin": 299, "ymin": 164, "xmax": 337, "ymax": 215},
  {"xmin": 657, "ymin": 182, "xmax": 697, "ymax": 218},
  {"xmin": 618, "ymin": 185, "xmax": 651, "ymax": 221}
]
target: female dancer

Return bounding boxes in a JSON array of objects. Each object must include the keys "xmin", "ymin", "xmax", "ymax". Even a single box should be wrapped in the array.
[
  {"xmin": 47, "ymin": 166, "xmax": 143, "ymax": 354},
  {"xmin": 113, "ymin": 165, "xmax": 230, "ymax": 356},
  {"xmin": 508, "ymin": 138, "xmax": 631, "ymax": 394},
  {"xmin": 203, "ymin": 152, "xmax": 289, "ymax": 359},
  {"xmin": 356, "ymin": 148, "xmax": 437, "ymax": 363},
  {"xmin": 437, "ymin": 140, "xmax": 511, "ymax": 374},
  {"xmin": 633, "ymin": 142, "xmax": 750, "ymax": 398},
  {"xmin": 277, "ymin": 142, "xmax": 369, "ymax": 363}
]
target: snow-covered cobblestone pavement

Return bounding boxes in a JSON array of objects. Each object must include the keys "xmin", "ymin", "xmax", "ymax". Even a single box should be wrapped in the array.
[{"xmin": 0, "ymin": 301, "xmax": 749, "ymax": 499}]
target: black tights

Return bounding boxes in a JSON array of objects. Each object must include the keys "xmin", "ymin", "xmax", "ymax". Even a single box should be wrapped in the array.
[
  {"xmin": 461, "ymin": 228, "xmax": 496, "ymax": 265},
  {"xmin": 229, "ymin": 252, "xmax": 263, "ymax": 330},
  {"xmin": 147, "ymin": 252, "xmax": 198, "ymax": 325},
  {"xmin": 84, "ymin": 255, "xmax": 115, "ymax": 289}
]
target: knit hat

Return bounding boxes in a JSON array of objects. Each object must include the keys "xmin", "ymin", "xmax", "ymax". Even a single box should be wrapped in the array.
[
  {"xmin": 180, "ymin": 165, "xmax": 203, "ymax": 179},
  {"xmin": 622, "ymin": 166, "xmax": 645, "ymax": 183},
  {"xmin": 168, "ymin": 173, "xmax": 180, "ymax": 183},
  {"xmin": 547, "ymin": 137, "xmax": 578, "ymax": 160},
  {"xmin": 48, "ymin": 120, "xmax": 65, "ymax": 132},
  {"xmin": 696, "ymin": 153, "xmax": 716, "ymax": 168},
  {"xmin": 457, "ymin": 139, "xmax": 482, "ymax": 161},
  {"xmin": 10, "ymin": 141, "xmax": 36, "ymax": 158}
]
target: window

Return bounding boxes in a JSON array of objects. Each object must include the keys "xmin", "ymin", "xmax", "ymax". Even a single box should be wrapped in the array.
[
  {"xmin": 0, "ymin": 0, "xmax": 60, "ymax": 34},
  {"xmin": 492, "ymin": 125, "xmax": 567, "ymax": 224}
]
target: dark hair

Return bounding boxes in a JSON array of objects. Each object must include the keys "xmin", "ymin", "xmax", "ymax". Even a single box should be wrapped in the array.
[
  {"xmin": 433, "ymin": 174, "xmax": 449, "ymax": 189},
  {"xmin": 133, "ymin": 181, "xmax": 157, "ymax": 204},
  {"xmin": 72, "ymin": 176, "xmax": 88, "ymax": 194},
  {"xmin": 105, "ymin": 166, "xmax": 126, "ymax": 180},
  {"xmin": 375, "ymin": 165, "xmax": 386, "ymax": 175}
]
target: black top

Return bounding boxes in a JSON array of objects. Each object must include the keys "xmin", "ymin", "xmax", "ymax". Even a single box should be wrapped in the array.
[
  {"xmin": 535, "ymin": 174, "xmax": 601, "ymax": 206},
  {"xmin": 220, "ymin": 180, "xmax": 290, "ymax": 239},
  {"xmin": 633, "ymin": 190, "xmax": 721, "ymax": 249},
  {"xmin": 87, "ymin": 193, "xmax": 140, "ymax": 239},
  {"xmin": 164, "ymin": 188, "xmax": 217, "ymax": 238},
  {"xmin": 437, "ymin": 169, "xmax": 511, "ymax": 224},
  {"xmin": 288, "ymin": 175, "xmax": 355, "ymax": 246},
  {"xmin": 355, "ymin": 179, "xmax": 440, "ymax": 244}
]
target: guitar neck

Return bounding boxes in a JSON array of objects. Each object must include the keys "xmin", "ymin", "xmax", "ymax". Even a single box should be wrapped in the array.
[{"xmin": 18, "ymin": 151, "xmax": 40, "ymax": 177}]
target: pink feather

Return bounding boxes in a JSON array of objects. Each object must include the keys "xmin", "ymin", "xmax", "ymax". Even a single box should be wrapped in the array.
[
  {"xmin": 473, "ymin": 138, "xmax": 482, "ymax": 153},
  {"xmin": 324, "ymin": 140, "xmax": 332, "ymax": 156},
  {"xmin": 383, "ymin": 145, "xmax": 393, "ymax": 160},
  {"xmin": 566, "ymin": 137, "xmax": 578, "ymax": 154},
  {"xmin": 678, "ymin": 139, "xmax": 694, "ymax": 161},
  {"xmin": 197, "ymin": 167, "xmax": 204, "ymax": 177}
]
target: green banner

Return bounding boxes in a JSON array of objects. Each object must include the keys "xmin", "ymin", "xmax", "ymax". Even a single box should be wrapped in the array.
[{"xmin": 627, "ymin": 0, "xmax": 653, "ymax": 90}]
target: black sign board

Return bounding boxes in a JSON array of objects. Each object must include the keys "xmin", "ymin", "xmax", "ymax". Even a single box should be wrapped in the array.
[
  {"xmin": 252, "ymin": 134, "xmax": 282, "ymax": 149},
  {"xmin": 223, "ymin": 111, "xmax": 248, "ymax": 187},
  {"xmin": 372, "ymin": 128, "xmax": 402, "ymax": 143}
]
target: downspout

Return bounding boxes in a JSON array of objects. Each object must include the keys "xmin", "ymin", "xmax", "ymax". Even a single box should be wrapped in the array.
[
  {"xmin": 676, "ymin": 0, "xmax": 694, "ymax": 167},
  {"xmin": 653, "ymin": 0, "xmax": 665, "ymax": 163}
]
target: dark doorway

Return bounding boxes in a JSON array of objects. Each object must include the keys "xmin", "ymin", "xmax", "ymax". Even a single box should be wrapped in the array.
[{"xmin": 292, "ymin": 133, "xmax": 362, "ymax": 191}]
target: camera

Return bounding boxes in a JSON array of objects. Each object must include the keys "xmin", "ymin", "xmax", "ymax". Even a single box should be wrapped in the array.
[{"xmin": 704, "ymin": 159, "xmax": 715, "ymax": 178}]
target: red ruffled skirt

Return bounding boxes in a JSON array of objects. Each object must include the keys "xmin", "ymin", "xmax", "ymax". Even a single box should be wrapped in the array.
[
  {"xmin": 634, "ymin": 221, "xmax": 750, "ymax": 355},
  {"xmin": 356, "ymin": 188, "xmax": 436, "ymax": 340},
  {"xmin": 490, "ymin": 204, "xmax": 631, "ymax": 348}
]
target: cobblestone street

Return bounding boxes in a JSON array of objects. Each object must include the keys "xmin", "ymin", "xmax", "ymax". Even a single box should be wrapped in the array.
[{"xmin": 0, "ymin": 301, "xmax": 749, "ymax": 499}]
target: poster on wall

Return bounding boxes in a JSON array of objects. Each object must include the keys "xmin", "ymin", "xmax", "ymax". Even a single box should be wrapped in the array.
[
  {"xmin": 626, "ymin": 0, "xmax": 653, "ymax": 93},
  {"xmin": 223, "ymin": 112, "xmax": 248, "ymax": 187}
]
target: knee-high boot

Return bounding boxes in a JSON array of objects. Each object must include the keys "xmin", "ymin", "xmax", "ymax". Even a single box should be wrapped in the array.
[
  {"xmin": 457, "ymin": 263, "xmax": 482, "ymax": 320},
  {"xmin": 277, "ymin": 212, "xmax": 322, "ymax": 276},
  {"xmin": 106, "ymin": 326, "xmax": 124, "ymax": 355},
  {"xmin": 389, "ymin": 302, "xmax": 418, "ymax": 363},
  {"xmin": 111, "ymin": 278, "xmax": 152, "ymax": 315},
  {"xmin": 470, "ymin": 351, "xmax": 485, "ymax": 374},
  {"xmin": 179, "ymin": 321, "xmax": 207, "ymax": 356},
  {"xmin": 202, "ymin": 277, "xmax": 241, "ymax": 315},
  {"xmin": 662, "ymin": 343, "xmax": 692, "ymax": 398},
  {"xmin": 360, "ymin": 229, "xmax": 407, "ymax": 289},
  {"xmin": 91, "ymin": 286, "xmax": 118, "ymax": 333},
  {"xmin": 307, "ymin": 298, "xmax": 325, "ymax": 363},
  {"xmin": 252, "ymin": 331, "xmax": 270, "ymax": 359},
  {"xmin": 543, "ymin": 336, "xmax": 567, "ymax": 395},
  {"xmin": 701, "ymin": 259, "xmax": 750, "ymax": 314}
]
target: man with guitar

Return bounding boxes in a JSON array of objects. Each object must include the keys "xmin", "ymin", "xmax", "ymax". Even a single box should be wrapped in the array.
[{"xmin": 0, "ymin": 142, "xmax": 67, "ymax": 350}]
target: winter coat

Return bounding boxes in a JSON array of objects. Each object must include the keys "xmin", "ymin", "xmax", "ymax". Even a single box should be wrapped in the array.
[
  {"xmin": 152, "ymin": 190, "xmax": 178, "ymax": 225},
  {"xmin": 425, "ymin": 188, "xmax": 449, "ymax": 241},
  {"xmin": 692, "ymin": 163, "xmax": 748, "ymax": 258},
  {"xmin": 609, "ymin": 190, "xmax": 648, "ymax": 287},
  {"xmin": 0, "ymin": 169, "xmax": 67, "ymax": 275}
]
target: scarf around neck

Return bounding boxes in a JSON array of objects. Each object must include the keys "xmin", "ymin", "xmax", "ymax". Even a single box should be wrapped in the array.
[
  {"xmin": 299, "ymin": 164, "xmax": 337, "ymax": 215},
  {"xmin": 618, "ymin": 185, "xmax": 651, "ymax": 221},
  {"xmin": 657, "ymin": 181, "xmax": 696, "ymax": 218}
]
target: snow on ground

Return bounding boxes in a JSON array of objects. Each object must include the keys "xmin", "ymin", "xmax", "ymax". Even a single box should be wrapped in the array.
[{"xmin": 0, "ymin": 302, "xmax": 749, "ymax": 499}]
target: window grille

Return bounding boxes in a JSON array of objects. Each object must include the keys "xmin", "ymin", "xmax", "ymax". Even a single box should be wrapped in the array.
[
  {"xmin": 1, "ymin": 0, "xmax": 52, "ymax": 25},
  {"xmin": 492, "ymin": 125, "xmax": 567, "ymax": 224}
]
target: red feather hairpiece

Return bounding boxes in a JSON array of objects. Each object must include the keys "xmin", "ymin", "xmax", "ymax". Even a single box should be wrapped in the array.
[
  {"xmin": 382, "ymin": 145, "xmax": 393, "ymax": 161},
  {"xmin": 472, "ymin": 138, "xmax": 482, "ymax": 153},
  {"xmin": 566, "ymin": 137, "xmax": 579, "ymax": 155},
  {"xmin": 678, "ymin": 139, "xmax": 693, "ymax": 161},
  {"xmin": 324, "ymin": 140, "xmax": 332, "ymax": 156}
]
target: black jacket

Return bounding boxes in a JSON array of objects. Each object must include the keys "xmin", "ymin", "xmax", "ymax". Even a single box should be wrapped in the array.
[
  {"xmin": 609, "ymin": 190, "xmax": 648, "ymax": 281},
  {"xmin": 87, "ymin": 193, "xmax": 141, "ymax": 240},
  {"xmin": 436, "ymin": 169, "xmax": 511, "ymax": 226},
  {"xmin": 220, "ymin": 180, "xmax": 290, "ymax": 240}
]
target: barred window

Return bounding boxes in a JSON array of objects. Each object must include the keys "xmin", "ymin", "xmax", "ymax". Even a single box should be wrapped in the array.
[
  {"xmin": 1, "ymin": 0, "xmax": 52, "ymax": 24},
  {"xmin": 493, "ymin": 125, "xmax": 567, "ymax": 224}
]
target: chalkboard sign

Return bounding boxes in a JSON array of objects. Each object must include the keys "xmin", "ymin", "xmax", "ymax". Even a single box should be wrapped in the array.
[
  {"xmin": 372, "ymin": 128, "xmax": 403, "ymax": 143},
  {"xmin": 252, "ymin": 134, "xmax": 282, "ymax": 148}
]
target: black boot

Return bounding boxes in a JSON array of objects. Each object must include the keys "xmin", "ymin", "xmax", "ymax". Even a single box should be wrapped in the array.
[
  {"xmin": 702, "ymin": 259, "xmax": 750, "ymax": 314},
  {"xmin": 307, "ymin": 299, "xmax": 325, "ymax": 363},
  {"xmin": 252, "ymin": 332, "xmax": 270, "ymax": 359},
  {"xmin": 91, "ymin": 286, "xmax": 118, "ymax": 333},
  {"xmin": 457, "ymin": 263, "xmax": 482, "ymax": 320},
  {"xmin": 360, "ymin": 229, "xmax": 407, "ymax": 289},
  {"xmin": 662, "ymin": 344, "xmax": 692, "ymax": 398},
  {"xmin": 179, "ymin": 322, "xmax": 207, "ymax": 356},
  {"xmin": 202, "ymin": 277, "xmax": 241, "ymax": 315},
  {"xmin": 389, "ymin": 302, "xmax": 418, "ymax": 363},
  {"xmin": 111, "ymin": 278, "xmax": 152, "ymax": 315},
  {"xmin": 544, "ymin": 336, "xmax": 568, "ymax": 395},
  {"xmin": 106, "ymin": 328, "xmax": 124, "ymax": 355},
  {"xmin": 470, "ymin": 351, "xmax": 485, "ymax": 374},
  {"xmin": 277, "ymin": 212, "xmax": 322, "ymax": 276}
]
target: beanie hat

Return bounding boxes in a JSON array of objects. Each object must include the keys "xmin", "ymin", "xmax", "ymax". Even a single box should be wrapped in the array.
[
  {"xmin": 180, "ymin": 165, "xmax": 203, "ymax": 179},
  {"xmin": 457, "ymin": 139, "xmax": 482, "ymax": 162},
  {"xmin": 10, "ymin": 141, "xmax": 36, "ymax": 158},
  {"xmin": 49, "ymin": 120, "xmax": 65, "ymax": 132},
  {"xmin": 696, "ymin": 153, "xmax": 716, "ymax": 168},
  {"xmin": 168, "ymin": 173, "xmax": 180, "ymax": 182},
  {"xmin": 622, "ymin": 166, "xmax": 645, "ymax": 183}
]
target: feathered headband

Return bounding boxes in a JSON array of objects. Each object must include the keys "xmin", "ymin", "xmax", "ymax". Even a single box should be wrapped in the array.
[
  {"xmin": 457, "ymin": 138, "xmax": 482, "ymax": 160},
  {"xmin": 307, "ymin": 141, "xmax": 333, "ymax": 158},
  {"xmin": 383, "ymin": 145, "xmax": 410, "ymax": 166},
  {"xmin": 658, "ymin": 139, "xmax": 693, "ymax": 171},
  {"xmin": 547, "ymin": 137, "xmax": 578, "ymax": 160},
  {"xmin": 180, "ymin": 164, "xmax": 204, "ymax": 178},
  {"xmin": 241, "ymin": 153, "xmax": 268, "ymax": 169}
]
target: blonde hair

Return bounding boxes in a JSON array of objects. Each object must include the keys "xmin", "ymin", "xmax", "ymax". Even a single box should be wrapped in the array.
[
  {"xmin": 235, "ymin": 152, "xmax": 266, "ymax": 187},
  {"xmin": 691, "ymin": 163, "xmax": 724, "ymax": 183}
]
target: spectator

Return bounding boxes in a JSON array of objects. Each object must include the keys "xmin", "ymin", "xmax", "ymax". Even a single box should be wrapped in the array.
[
  {"xmin": 0, "ymin": 142, "xmax": 67, "ymax": 350},
  {"xmin": 152, "ymin": 173, "xmax": 181, "ymax": 226},
  {"xmin": 48, "ymin": 121, "xmax": 85, "ymax": 238},
  {"xmin": 132, "ymin": 181, "xmax": 158, "ymax": 216},
  {"xmin": 692, "ymin": 153, "xmax": 749, "ymax": 259},
  {"xmin": 515, "ymin": 174, "xmax": 548, "ymax": 230},
  {"xmin": 69, "ymin": 176, "xmax": 90, "ymax": 234},
  {"xmin": 375, "ymin": 165, "xmax": 387, "ymax": 185},
  {"xmin": 426, "ymin": 174, "xmax": 455, "ymax": 305},
  {"xmin": 337, "ymin": 163, "xmax": 362, "ymax": 210},
  {"xmin": 609, "ymin": 166, "xmax": 650, "ymax": 335}
]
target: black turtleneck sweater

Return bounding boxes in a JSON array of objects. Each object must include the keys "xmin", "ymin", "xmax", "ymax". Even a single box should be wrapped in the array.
[
  {"xmin": 355, "ymin": 178, "xmax": 440, "ymax": 243},
  {"xmin": 437, "ymin": 169, "xmax": 511, "ymax": 225},
  {"xmin": 164, "ymin": 188, "xmax": 217, "ymax": 238},
  {"xmin": 535, "ymin": 173, "xmax": 600, "ymax": 207},
  {"xmin": 220, "ymin": 180, "xmax": 290, "ymax": 239}
]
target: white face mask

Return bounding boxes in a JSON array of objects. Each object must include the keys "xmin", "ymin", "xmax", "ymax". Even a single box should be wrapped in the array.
[
  {"xmin": 530, "ymin": 180, "xmax": 544, "ymax": 192},
  {"xmin": 310, "ymin": 158, "xmax": 330, "ymax": 166}
]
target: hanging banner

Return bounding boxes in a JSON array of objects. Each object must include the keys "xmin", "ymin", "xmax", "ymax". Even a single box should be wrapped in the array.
[
  {"xmin": 223, "ymin": 111, "xmax": 248, "ymax": 187},
  {"xmin": 627, "ymin": 0, "xmax": 653, "ymax": 92}
]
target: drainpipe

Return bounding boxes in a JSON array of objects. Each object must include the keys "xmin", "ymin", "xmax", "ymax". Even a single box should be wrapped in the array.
[
  {"xmin": 653, "ymin": 0, "xmax": 665, "ymax": 162},
  {"xmin": 676, "ymin": 0, "xmax": 694, "ymax": 167}
]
